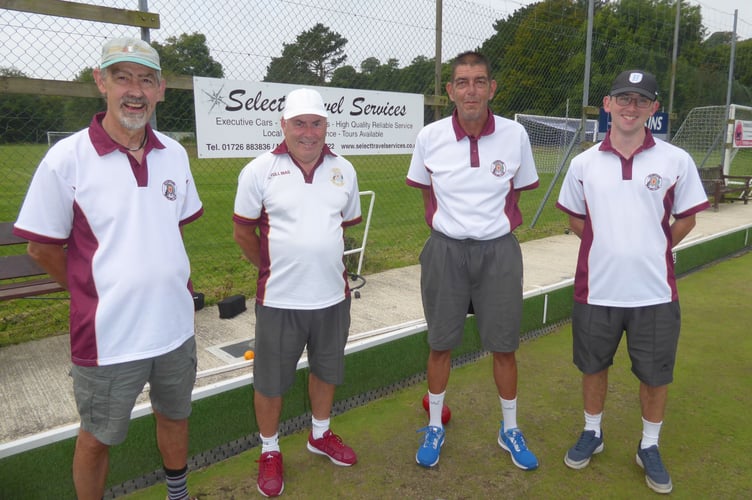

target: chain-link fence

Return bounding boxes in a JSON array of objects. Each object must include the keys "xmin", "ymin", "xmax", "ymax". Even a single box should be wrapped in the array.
[{"xmin": 2, "ymin": 0, "xmax": 751, "ymax": 344}]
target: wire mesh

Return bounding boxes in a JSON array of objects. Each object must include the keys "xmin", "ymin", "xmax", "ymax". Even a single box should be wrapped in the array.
[{"xmin": 1, "ymin": 0, "xmax": 751, "ymax": 343}]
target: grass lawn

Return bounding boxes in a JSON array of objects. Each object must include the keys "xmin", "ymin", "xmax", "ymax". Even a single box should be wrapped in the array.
[
  {"xmin": 122, "ymin": 251, "xmax": 752, "ymax": 499},
  {"xmin": 4, "ymin": 144, "xmax": 747, "ymax": 346},
  {"xmin": 1, "ymin": 146, "xmax": 570, "ymax": 346}
]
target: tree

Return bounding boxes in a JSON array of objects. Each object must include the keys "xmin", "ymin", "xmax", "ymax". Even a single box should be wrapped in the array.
[
  {"xmin": 264, "ymin": 42, "xmax": 319, "ymax": 85},
  {"xmin": 590, "ymin": 0, "xmax": 704, "ymax": 105},
  {"xmin": 359, "ymin": 57, "xmax": 381, "ymax": 76},
  {"xmin": 365, "ymin": 58, "xmax": 400, "ymax": 91},
  {"xmin": 477, "ymin": 1, "xmax": 539, "ymax": 76},
  {"xmin": 0, "ymin": 68, "xmax": 65, "ymax": 143},
  {"xmin": 63, "ymin": 67, "xmax": 104, "ymax": 132},
  {"xmin": 152, "ymin": 33, "xmax": 224, "ymax": 132},
  {"xmin": 491, "ymin": 0, "xmax": 587, "ymax": 116},
  {"xmin": 330, "ymin": 65, "xmax": 365, "ymax": 89},
  {"xmin": 477, "ymin": 0, "xmax": 710, "ymax": 119},
  {"xmin": 733, "ymin": 39, "xmax": 752, "ymax": 105},
  {"xmin": 397, "ymin": 56, "xmax": 437, "ymax": 96},
  {"xmin": 152, "ymin": 33, "xmax": 224, "ymax": 77},
  {"xmin": 264, "ymin": 24, "xmax": 347, "ymax": 84}
]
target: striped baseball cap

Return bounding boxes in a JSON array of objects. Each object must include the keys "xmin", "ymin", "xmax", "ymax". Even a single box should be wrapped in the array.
[{"xmin": 100, "ymin": 37, "xmax": 161, "ymax": 71}]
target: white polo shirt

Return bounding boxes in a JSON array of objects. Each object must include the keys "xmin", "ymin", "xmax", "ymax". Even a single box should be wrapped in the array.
[
  {"xmin": 233, "ymin": 143, "xmax": 362, "ymax": 310},
  {"xmin": 406, "ymin": 110, "xmax": 539, "ymax": 240},
  {"xmin": 13, "ymin": 113, "xmax": 204, "ymax": 366},
  {"xmin": 556, "ymin": 129, "xmax": 710, "ymax": 307}
]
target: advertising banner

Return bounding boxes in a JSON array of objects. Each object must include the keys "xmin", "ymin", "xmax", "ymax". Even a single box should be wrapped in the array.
[
  {"xmin": 598, "ymin": 108, "xmax": 668, "ymax": 140},
  {"xmin": 733, "ymin": 120, "xmax": 752, "ymax": 148},
  {"xmin": 193, "ymin": 77, "xmax": 424, "ymax": 158}
]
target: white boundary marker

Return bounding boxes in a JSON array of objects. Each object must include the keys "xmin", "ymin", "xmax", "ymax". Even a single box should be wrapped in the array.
[{"xmin": 344, "ymin": 191, "xmax": 375, "ymax": 277}]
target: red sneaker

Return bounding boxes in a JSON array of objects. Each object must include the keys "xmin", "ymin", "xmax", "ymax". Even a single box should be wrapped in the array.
[
  {"xmin": 306, "ymin": 430, "xmax": 357, "ymax": 466},
  {"xmin": 256, "ymin": 451, "xmax": 284, "ymax": 497}
]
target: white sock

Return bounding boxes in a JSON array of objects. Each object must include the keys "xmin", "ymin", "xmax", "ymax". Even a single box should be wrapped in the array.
[
  {"xmin": 641, "ymin": 417, "xmax": 662, "ymax": 449},
  {"xmin": 260, "ymin": 432, "xmax": 280, "ymax": 453},
  {"xmin": 428, "ymin": 391, "xmax": 445, "ymax": 429},
  {"xmin": 584, "ymin": 411, "xmax": 603, "ymax": 438},
  {"xmin": 500, "ymin": 396, "xmax": 517, "ymax": 430},
  {"xmin": 312, "ymin": 416, "xmax": 330, "ymax": 440}
]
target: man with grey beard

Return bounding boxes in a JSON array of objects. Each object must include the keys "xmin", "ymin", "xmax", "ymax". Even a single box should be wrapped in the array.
[{"xmin": 13, "ymin": 37, "xmax": 203, "ymax": 500}]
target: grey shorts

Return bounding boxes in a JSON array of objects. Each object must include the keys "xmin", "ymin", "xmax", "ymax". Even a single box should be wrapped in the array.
[
  {"xmin": 71, "ymin": 336, "xmax": 197, "ymax": 446},
  {"xmin": 572, "ymin": 301, "xmax": 681, "ymax": 386},
  {"xmin": 253, "ymin": 298, "xmax": 351, "ymax": 398},
  {"xmin": 419, "ymin": 230, "xmax": 523, "ymax": 353}
]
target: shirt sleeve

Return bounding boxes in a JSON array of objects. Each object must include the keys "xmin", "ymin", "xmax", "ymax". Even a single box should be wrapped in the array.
[
  {"xmin": 233, "ymin": 159, "xmax": 264, "ymax": 223},
  {"xmin": 14, "ymin": 154, "xmax": 75, "ymax": 241},
  {"xmin": 556, "ymin": 158, "xmax": 586, "ymax": 217},
  {"xmin": 672, "ymin": 153, "xmax": 710, "ymax": 217},
  {"xmin": 406, "ymin": 129, "xmax": 430, "ymax": 188},
  {"xmin": 179, "ymin": 152, "xmax": 203, "ymax": 224},
  {"xmin": 513, "ymin": 127, "xmax": 540, "ymax": 190},
  {"xmin": 342, "ymin": 162, "xmax": 362, "ymax": 225}
]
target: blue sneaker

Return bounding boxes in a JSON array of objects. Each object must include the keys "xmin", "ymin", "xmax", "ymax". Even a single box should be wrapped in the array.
[
  {"xmin": 497, "ymin": 422, "xmax": 538, "ymax": 470},
  {"xmin": 636, "ymin": 443, "xmax": 673, "ymax": 494},
  {"xmin": 415, "ymin": 426, "xmax": 445, "ymax": 467},
  {"xmin": 564, "ymin": 430, "xmax": 604, "ymax": 469}
]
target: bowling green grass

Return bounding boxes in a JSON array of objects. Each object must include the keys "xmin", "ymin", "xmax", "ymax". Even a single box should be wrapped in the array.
[
  {"xmin": 1, "ymin": 145, "xmax": 751, "ymax": 347},
  {"xmin": 3, "ymin": 146, "xmax": 570, "ymax": 346},
  {"xmin": 123, "ymin": 251, "xmax": 752, "ymax": 499}
]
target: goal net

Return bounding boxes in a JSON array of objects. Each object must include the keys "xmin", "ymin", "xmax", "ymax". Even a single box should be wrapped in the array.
[
  {"xmin": 46, "ymin": 131, "xmax": 75, "ymax": 147},
  {"xmin": 671, "ymin": 104, "xmax": 752, "ymax": 176},
  {"xmin": 514, "ymin": 114, "xmax": 598, "ymax": 174}
]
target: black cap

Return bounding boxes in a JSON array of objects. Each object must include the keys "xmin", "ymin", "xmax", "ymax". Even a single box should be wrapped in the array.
[{"xmin": 610, "ymin": 70, "xmax": 658, "ymax": 100}]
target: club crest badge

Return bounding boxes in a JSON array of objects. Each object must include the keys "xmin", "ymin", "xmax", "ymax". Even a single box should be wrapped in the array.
[
  {"xmin": 644, "ymin": 173, "xmax": 662, "ymax": 191},
  {"xmin": 491, "ymin": 160, "xmax": 506, "ymax": 177},
  {"xmin": 162, "ymin": 180, "xmax": 177, "ymax": 201},
  {"xmin": 331, "ymin": 167, "xmax": 345, "ymax": 187}
]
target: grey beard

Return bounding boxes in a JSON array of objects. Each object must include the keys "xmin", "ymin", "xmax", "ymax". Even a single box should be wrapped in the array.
[{"xmin": 119, "ymin": 112, "xmax": 149, "ymax": 130}]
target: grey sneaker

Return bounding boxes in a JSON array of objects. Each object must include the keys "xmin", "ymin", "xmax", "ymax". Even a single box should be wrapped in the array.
[
  {"xmin": 564, "ymin": 430, "xmax": 604, "ymax": 469},
  {"xmin": 636, "ymin": 443, "xmax": 673, "ymax": 494}
]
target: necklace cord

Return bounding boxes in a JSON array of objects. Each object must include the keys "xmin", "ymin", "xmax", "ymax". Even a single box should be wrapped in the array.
[
  {"xmin": 122, "ymin": 132, "xmax": 148, "ymax": 152},
  {"xmin": 105, "ymin": 128, "xmax": 147, "ymax": 152}
]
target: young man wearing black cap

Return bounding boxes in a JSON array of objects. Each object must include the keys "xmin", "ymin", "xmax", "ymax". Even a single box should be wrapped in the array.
[
  {"xmin": 556, "ymin": 70, "xmax": 710, "ymax": 494},
  {"xmin": 13, "ymin": 38, "xmax": 203, "ymax": 499}
]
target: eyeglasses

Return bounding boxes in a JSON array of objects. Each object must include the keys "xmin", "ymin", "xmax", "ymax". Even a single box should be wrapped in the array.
[{"xmin": 612, "ymin": 94, "xmax": 654, "ymax": 109}]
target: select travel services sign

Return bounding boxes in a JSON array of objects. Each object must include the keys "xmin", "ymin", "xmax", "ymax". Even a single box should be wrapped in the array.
[{"xmin": 193, "ymin": 77, "xmax": 424, "ymax": 158}]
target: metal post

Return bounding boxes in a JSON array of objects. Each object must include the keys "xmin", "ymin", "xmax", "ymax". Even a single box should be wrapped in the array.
[
  {"xmin": 434, "ymin": 0, "xmax": 443, "ymax": 122},
  {"xmin": 580, "ymin": 0, "xmax": 594, "ymax": 144},
  {"xmin": 138, "ymin": 0, "xmax": 157, "ymax": 130},
  {"xmin": 667, "ymin": 0, "xmax": 680, "ymax": 139},
  {"xmin": 139, "ymin": 0, "xmax": 150, "ymax": 42},
  {"xmin": 722, "ymin": 10, "xmax": 738, "ymax": 175}
]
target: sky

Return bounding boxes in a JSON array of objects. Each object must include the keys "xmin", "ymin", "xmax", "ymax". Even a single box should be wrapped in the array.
[
  {"xmin": 476, "ymin": 0, "xmax": 751, "ymax": 36},
  {"xmin": 675, "ymin": 1, "xmax": 750, "ymax": 34},
  {"xmin": 1, "ymin": 0, "xmax": 750, "ymax": 82}
]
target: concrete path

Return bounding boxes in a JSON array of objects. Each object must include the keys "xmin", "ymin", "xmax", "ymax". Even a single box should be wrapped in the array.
[{"xmin": 1, "ymin": 202, "xmax": 750, "ymax": 447}]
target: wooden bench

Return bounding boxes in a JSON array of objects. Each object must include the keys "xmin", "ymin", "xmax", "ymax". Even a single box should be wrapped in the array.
[
  {"xmin": 0, "ymin": 222, "xmax": 65, "ymax": 301},
  {"xmin": 697, "ymin": 164, "xmax": 752, "ymax": 211}
]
